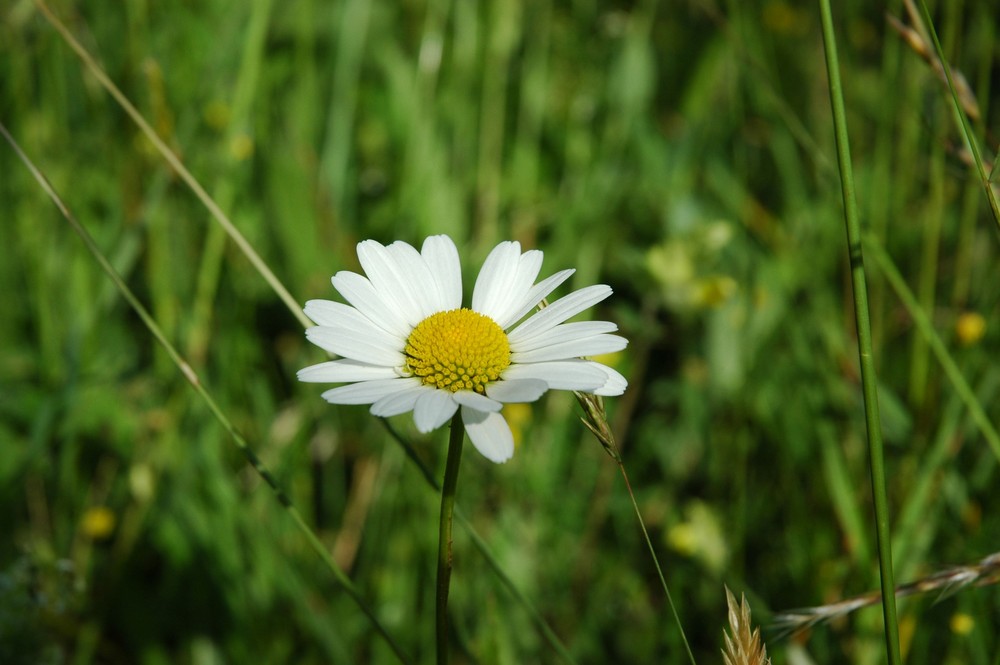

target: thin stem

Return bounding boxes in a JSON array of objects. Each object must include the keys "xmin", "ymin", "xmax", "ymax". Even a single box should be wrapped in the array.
[
  {"xmin": 817, "ymin": 2, "xmax": 902, "ymax": 664},
  {"xmin": 1, "ymin": 121, "xmax": 413, "ymax": 665},
  {"xmin": 617, "ymin": 460, "xmax": 697, "ymax": 665},
  {"xmin": 573, "ymin": 391, "xmax": 695, "ymax": 664},
  {"xmin": 436, "ymin": 412, "xmax": 465, "ymax": 665}
]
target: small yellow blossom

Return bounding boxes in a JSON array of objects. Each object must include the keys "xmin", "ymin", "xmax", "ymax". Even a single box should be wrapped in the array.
[
  {"xmin": 81, "ymin": 506, "xmax": 116, "ymax": 540},
  {"xmin": 955, "ymin": 312, "xmax": 986, "ymax": 346},
  {"xmin": 950, "ymin": 612, "xmax": 975, "ymax": 636}
]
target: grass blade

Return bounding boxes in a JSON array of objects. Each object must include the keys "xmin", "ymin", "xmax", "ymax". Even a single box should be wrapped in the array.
[{"xmin": 816, "ymin": 2, "xmax": 902, "ymax": 662}]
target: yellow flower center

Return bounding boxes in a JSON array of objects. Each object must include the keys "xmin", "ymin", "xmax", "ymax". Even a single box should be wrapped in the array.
[{"xmin": 404, "ymin": 308, "xmax": 510, "ymax": 394}]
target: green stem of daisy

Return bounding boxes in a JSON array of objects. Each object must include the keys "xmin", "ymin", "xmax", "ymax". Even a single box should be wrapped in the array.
[
  {"xmin": 383, "ymin": 421, "xmax": 580, "ymax": 665},
  {"xmin": 817, "ymin": 2, "xmax": 902, "ymax": 664},
  {"xmin": 436, "ymin": 411, "xmax": 465, "ymax": 665},
  {"xmin": 1, "ymin": 121, "xmax": 413, "ymax": 665}
]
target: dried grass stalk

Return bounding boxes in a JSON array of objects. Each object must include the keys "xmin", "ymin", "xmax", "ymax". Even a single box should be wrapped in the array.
[{"xmin": 774, "ymin": 551, "xmax": 1000, "ymax": 634}]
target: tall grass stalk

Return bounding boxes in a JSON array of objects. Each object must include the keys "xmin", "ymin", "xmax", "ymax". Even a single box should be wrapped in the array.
[
  {"xmin": 816, "ymin": 2, "xmax": 902, "ymax": 663},
  {"xmin": 0, "ymin": 121, "xmax": 414, "ymax": 665}
]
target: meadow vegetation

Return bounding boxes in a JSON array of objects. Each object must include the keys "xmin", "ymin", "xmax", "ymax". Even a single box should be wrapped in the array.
[{"xmin": 1, "ymin": 0, "xmax": 998, "ymax": 662}]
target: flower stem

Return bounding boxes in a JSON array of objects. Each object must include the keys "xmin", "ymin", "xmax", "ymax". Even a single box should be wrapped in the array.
[{"xmin": 437, "ymin": 412, "xmax": 465, "ymax": 665}]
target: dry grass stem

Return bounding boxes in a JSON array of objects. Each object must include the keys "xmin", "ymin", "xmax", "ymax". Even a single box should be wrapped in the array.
[
  {"xmin": 887, "ymin": 7, "xmax": 980, "ymax": 123},
  {"xmin": 773, "ymin": 551, "xmax": 1000, "ymax": 634}
]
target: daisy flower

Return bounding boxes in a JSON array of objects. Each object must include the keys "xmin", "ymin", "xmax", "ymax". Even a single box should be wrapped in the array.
[{"xmin": 298, "ymin": 235, "xmax": 627, "ymax": 463}]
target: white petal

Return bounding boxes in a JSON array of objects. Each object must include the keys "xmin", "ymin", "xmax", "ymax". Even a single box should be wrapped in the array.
[
  {"xmin": 508, "ymin": 285, "xmax": 612, "ymax": 341},
  {"xmin": 421, "ymin": 235, "xmax": 463, "ymax": 311},
  {"xmin": 509, "ymin": 320, "xmax": 618, "ymax": 350},
  {"xmin": 486, "ymin": 250, "xmax": 544, "ymax": 329},
  {"xmin": 471, "ymin": 241, "xmax": 522, "ymax": 318},
  {"xmin": 298, "ymin": 360, "xmax": 399, "ymax": 383},
  {"xmin": 462, "ymin": 407, "xmax": 514, "ymax": 463},
  {"xmin": 321, "ymin": 378, "xmax": 421, "ymax": 405},
  {"xmin": 501, "ymin": 360, "xmax": 607, "ymax": 392},
  {"xmin": 584, "ymin": 361, "xmax": 628, "ymax": 396},
  {"xmin": 511, "ymin": 334, "xmax": 627, "ymax": 364},
  {"xmin": 485, "ymin": 379, "xmax": 548, "ymax": 403},
  {"xmin": 357, "ymin": 240, "xmax": 425, "ymax": 326},
  {"xmin": 332, "ymin": 271, "xmax": 411, "ymax": 338},
  {"xmin": 452, "ymin": 390, "xmax": 502, "ymax": 412},
  {"xmin": 304, "ymin": 299, "xmax": 350, "ymax": 327},
  {"xmin": 305, "ymin": 326, "xmax": 404, "ymax": 367},
  {"xmin": 305, "ymin": 300, "xmax": 407, "ymax": 345},
  {"xmin": 413, "ymin": 390, "xmax": 460, "ymax": 432},
  {"xmin": 371, "ymin": 385, "xmax": 431, "ymax": 417},
  {"xmin": 386, "ymin": 241, "xmax": 440, "ymax": 319},
  {"xmin": 501, "ymin": 268, "xmax": 575, "ymax": 329}
]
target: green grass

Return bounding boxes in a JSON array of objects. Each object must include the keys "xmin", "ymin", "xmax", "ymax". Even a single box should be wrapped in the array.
[{"xmin": 2, "ymin": 0, "xmax": 999, "ymax": 663}]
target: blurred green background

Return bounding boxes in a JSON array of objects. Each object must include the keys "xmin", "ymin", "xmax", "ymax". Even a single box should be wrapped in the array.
[{"xmin": 2, "ymin": 0, "xmax": 999, "ymax": 662}]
